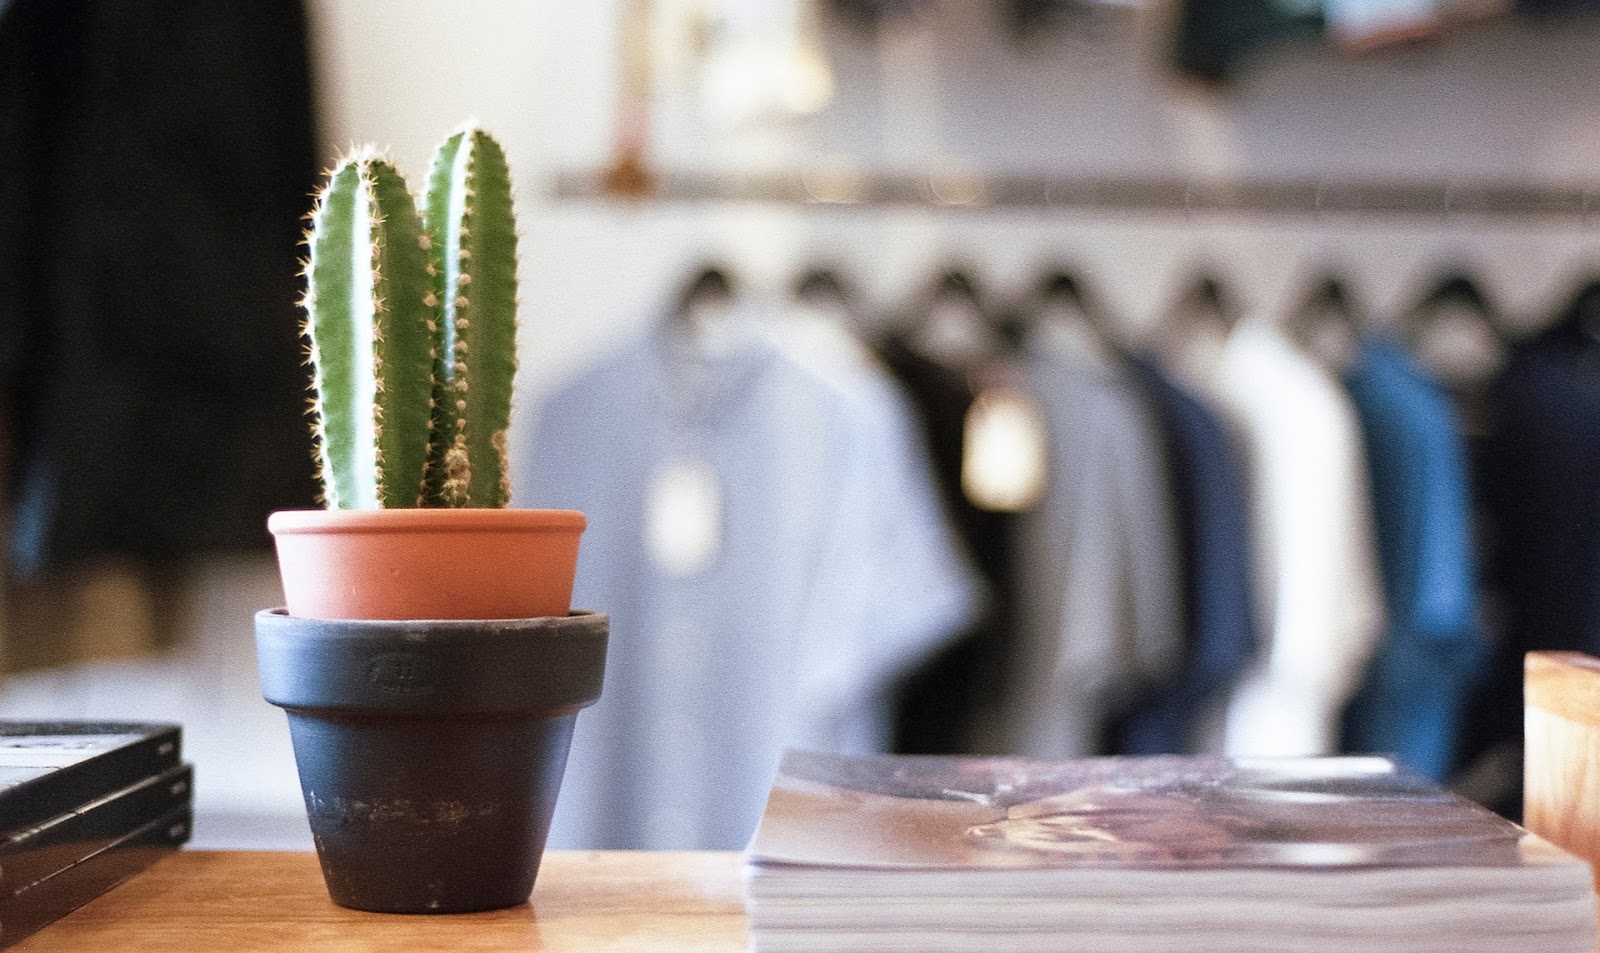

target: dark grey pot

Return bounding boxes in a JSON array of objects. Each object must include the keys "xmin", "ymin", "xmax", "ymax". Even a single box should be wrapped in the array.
[{"xmin": 255, "ymin": 608, "xmax": 607, "ymax": 914}]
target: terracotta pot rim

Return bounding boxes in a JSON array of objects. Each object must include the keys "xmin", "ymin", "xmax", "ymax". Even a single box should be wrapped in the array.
[
  {"xmin": 268, "ymin": 508, "xmax": 586, "ymax": 537},
  {"xmin": 257, "ymin": 606, "xmax": 604, "ymax": 629}
]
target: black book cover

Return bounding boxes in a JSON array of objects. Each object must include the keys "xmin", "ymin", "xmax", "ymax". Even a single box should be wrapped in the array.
[
  {"xmin": 0, "ymin": 803, "xmax": 191, "ymax": 948},
  {"xmin": 0, "ymin": 723, "xmax": 181, "ymax": 834},
  {"xmin": 0, "ymin": 762, "xmax": 192, "ymax": 893}
]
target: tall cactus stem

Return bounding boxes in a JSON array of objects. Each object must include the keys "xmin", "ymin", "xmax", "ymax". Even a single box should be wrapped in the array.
[{"xmin": 422, "ymin": 125, "xmax": 519, "ymax": 507}]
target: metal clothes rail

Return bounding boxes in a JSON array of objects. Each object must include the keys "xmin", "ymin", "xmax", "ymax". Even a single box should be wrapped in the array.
[{"xmin": 552, "ymin": 167, "xmax": 1600, "ymax": 220}]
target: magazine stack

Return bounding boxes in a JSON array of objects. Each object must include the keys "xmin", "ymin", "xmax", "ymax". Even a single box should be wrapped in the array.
[
  {"xmin": 0, "ymin": 722, "xmax": 192, "ymax": 948},
  {"xmin": 745, "ymin": 751, "xmax": 1597, "ymax": 953}
]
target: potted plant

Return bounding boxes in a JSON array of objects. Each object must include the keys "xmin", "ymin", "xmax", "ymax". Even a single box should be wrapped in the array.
[{"xmin": 254, "ymin": 124, "xmax": 607, "ymax": 915}]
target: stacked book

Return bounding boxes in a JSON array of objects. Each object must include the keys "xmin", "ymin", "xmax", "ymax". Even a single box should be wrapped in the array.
[
  {"xmin": 0, "ymin": 723, "xmax": 192, "ymax": 948},
  {"xmin": 745, "ymin": 751, "xmax": 1598, "ymax": 953}
]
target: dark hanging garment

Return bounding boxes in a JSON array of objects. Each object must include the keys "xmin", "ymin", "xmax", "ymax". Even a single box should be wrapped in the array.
[
  {"xmin": 1456, "ymin": 310, "xmax": 1600, "ymax": 818},
  {"xmin": 1116, "ymin": 356, "xmax": 1258, "ymax": 755},
  {"xmin": 874, "ymin": 334, "xmax": 1017, "ymax": 755},
  {"xmin": 0, "ymin": 0, "xmax": 320, "ymax": 578}
]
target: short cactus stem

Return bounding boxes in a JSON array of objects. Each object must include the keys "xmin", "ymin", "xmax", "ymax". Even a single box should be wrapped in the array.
[{"xmin": 303, "ymin": 153, "xmax": 436, "ymax": 510}]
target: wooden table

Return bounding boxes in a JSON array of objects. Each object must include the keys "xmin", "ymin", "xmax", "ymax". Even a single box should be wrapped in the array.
[{"xmin": 13, "ymin": 851, "xmax": 750, "ymax": 952}]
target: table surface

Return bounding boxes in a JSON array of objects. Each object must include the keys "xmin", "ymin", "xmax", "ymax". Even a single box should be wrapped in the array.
[{"xmin": 13, "ymin": 851, "xmax": 749, "ymax": 952}]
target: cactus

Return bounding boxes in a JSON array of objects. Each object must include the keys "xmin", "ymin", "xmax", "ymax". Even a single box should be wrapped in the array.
[
  {"xmin": 299, "ymin": 125, "xmax": 520, "ymax": 510},
  {"xmin": 422, "ymin": 127, "xmax": 519, "ymax": 508}
]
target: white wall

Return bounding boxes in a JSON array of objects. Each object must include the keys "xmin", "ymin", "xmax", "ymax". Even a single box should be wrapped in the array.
[
  {"xmin": 304, "ymin": 2, "xmax": 1600, "ymax": 183},
  {"xmin": 304, "ymin": 1, "xmax": 1600, "ymax": 438}
]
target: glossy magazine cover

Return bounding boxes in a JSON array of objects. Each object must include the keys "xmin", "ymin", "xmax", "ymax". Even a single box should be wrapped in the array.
[{"xmin": 748, "ymin": 751, "xmax": 1555, "ymax": 870}]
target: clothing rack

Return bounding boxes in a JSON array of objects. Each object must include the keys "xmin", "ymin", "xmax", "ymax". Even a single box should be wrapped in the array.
[{"xmin": 552, "ymin": 168, "xmax": 1600, "ymax": 220}]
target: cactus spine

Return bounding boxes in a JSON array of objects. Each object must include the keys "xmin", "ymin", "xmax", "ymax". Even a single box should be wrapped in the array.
[
  {"xmin": 422, "ymin": 126, "xmax": 519, "ymax": 508},
  {"xmin": 303, "ymin": 152, "xmax": 436, "ymax": 509},
  {"xmin": 300, "ymin": 126, "xmax": 520, "ymax": 510}
]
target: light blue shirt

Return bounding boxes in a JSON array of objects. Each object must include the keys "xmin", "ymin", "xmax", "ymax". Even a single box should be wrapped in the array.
[{"xmin": 524, "ymin": 317, "xmax": 978, "ymax": 850}]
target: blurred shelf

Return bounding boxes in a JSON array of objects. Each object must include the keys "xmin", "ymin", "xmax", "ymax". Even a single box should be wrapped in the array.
[{"xmin": 552, "ymin": 167, "xmax": 1600, "ymax": 219}]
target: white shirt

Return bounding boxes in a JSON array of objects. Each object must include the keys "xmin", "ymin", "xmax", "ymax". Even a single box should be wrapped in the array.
[{"xmin": 1200, "ymin": 320, "xmax": 1385, "ymax": 756}]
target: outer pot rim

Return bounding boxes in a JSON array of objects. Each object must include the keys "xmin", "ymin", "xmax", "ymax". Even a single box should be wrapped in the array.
[
  {"xmin": 256, "ymin": 608, "xmax": 608, "ymax": 715},
  {"xmin": 268, "ymin": 507, "xmax": 586, "ymax": 537}
]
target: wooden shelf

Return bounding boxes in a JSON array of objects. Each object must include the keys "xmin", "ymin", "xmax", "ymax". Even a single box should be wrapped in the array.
[{"xmin": 12, "ymin": 851, "xmax": 748, "ymax": 952}]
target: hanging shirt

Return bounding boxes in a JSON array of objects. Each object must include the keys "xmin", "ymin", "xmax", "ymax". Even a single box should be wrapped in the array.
[
  {"xmin": 1338, "ymin": 336, "xmax": 1482, "ymax": 781},
  {"xmin": 0, "ymin": 0, "xmax": 319, "ymax": 580},
  {"xmin": 1457, "ymin": 326, "xmax": 1600, "ymax": 817},
  {"xmin": 525, "ymin": 316, "xmax": 979, "ymax": 850},
  {"xmin": 1203, "ymin": 320, "xmax": 1385, "ymax": 757},
  {"xmin": 771, "ymin": 308, "xmax": 994, "ymax": 756},
  {"xmin": 1118, "ymin": 356, "xmax": 1259, "ymax": 755},
  {"xmin": 873, "ymin": 334, "xmax": 1021, "ymax": 755},
  {"xmin": 1006, "ymin": 336, "xmax": 1183, "ymax": 759}
]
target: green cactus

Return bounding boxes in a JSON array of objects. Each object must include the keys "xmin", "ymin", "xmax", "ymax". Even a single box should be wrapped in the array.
[
  {"xmin": 299, "ymin": 126, "xmax": 520, "ymax": 510},
  {"xmin": 422, "ymin": 126, "xmax": 519, "ymax": 508}
]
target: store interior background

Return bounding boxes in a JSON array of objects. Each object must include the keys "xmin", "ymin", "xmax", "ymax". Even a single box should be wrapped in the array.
[{"xmin": 5, "ymin": 0, "xmax": 1600, "ymax": 848}]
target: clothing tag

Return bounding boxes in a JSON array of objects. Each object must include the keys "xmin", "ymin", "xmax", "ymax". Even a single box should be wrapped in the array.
[
  {"xmin": 962, "ymin": 386, "xmax": 1047, "ymax": 513},
  {"xmin": 647, "ymin": 456, "xmax": 723, "ymax": 577}
]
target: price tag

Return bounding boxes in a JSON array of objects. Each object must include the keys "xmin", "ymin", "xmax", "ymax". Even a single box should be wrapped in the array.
[
  {"xmin": 647, "ymin": 456, "xmax": 723, "ymax": 577},
  {"xmin": 961, "ymin": 386, "xmax": 1048, "ymax": 513}
]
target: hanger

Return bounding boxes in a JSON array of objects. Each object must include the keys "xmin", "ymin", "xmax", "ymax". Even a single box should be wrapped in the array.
[
  {"xmin": 1296, "ymin": 275, "xmax": 1358, "ymax": 322},
  {"xmin": 1406, "ymin": 272, "xmax": 1498, "ymax": 330},
  {"xmin": 793, "ymin": 267, "xmax": 853, "ymax": 308},
  {"xmin": 1021, "ymin": 267, "xmax": 1118, "ymax": 363},
  {"xmin": 1147, "ymin": 272, "xmax": 1239, "ymax": 385},
  {"xmin": 672, "ymin": 263, "xmax": 758, "ymax": 362},
  {"xmin": 934, "ymin": 269, "xmax": 983, "ymax": 306},
  {"xmin": 1157, "ymin": 272, "xmax": 1241, "ymax": 344},
  {"xmin": 1402, "ymin": 270, "xmax": 1505, "ymax": 390},
  {"xmin": 783, "ymin": 266, "xmax": 870, "ymax": 362},
  {"xmin": 1170, "ymin": 273, "xmax": 1239, "ymax": 333},
  {"xmin": 676, "ymin": 265, "xmax": 735, "ymax": 321},
  {"xmin": 1546, "ymin": 277, "xmax": 1600, "ymax": 348},
  {"xmin": 904, "ymin": 267, "xmax": 999, "ymax": 366},
  {"xmin": 1034, "ymin": 270, "xmax": 1100, "ymax": 321},
  {"xmin": 1286, "ymin": 274, "xmax": 1361, "ymax": 372}
]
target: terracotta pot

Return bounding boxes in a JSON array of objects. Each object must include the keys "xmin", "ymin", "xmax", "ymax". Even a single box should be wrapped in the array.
[
  {"xmin": 256, "ymin": 608, "xmax": 608, "ymax": 913},
  {"xmin": 267, "ymin": 508, "xmax": 586, "ymax": 620}
]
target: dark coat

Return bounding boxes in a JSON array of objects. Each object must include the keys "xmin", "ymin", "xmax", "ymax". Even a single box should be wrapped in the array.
[{"xmin": 0, "ymin": 0, "xmax": 320, "ymax": 578}]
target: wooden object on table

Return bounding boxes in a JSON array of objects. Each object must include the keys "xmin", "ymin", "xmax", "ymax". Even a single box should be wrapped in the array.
[
  {"xmin": 11, "ymin": 851, "xmax": 747, "ymax": 952},
  {"xmin": 1526, "ymin": 651, "xmax": 1600, "ymax": 889}
]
